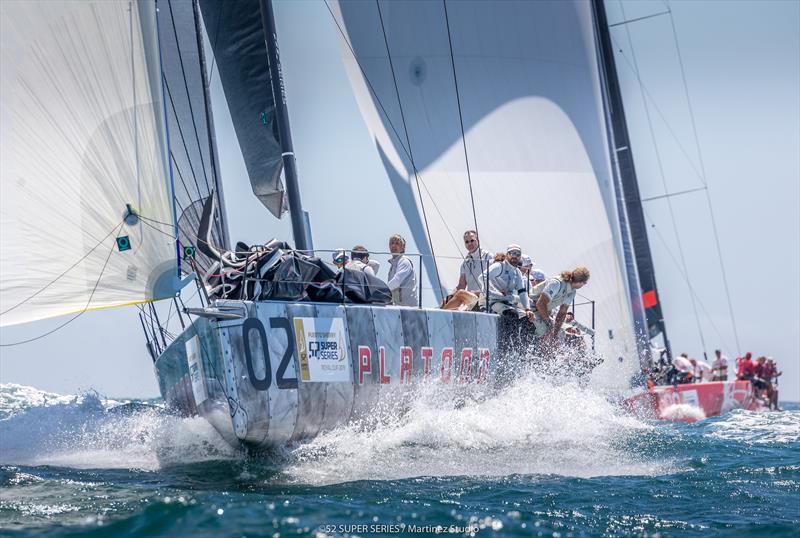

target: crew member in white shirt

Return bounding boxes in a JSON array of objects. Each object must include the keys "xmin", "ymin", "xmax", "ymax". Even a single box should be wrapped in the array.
[
  {"xmin": 529, "ymin": 266, "xmax": 590, "ymax": 339},
  {"xmin": 387, "ymin": 234, "xmax": 417, "ymax": 307},
  {"xmin": 456, "ymin": 230, "xmax": 493, "ymax": 293},
  {"xmin": 711, "ymin": 349, "xmax": 729, "ymax": 381},
  {"xmin": 482, "ymin": 244, "xmax": 534, "ymax": 321}
]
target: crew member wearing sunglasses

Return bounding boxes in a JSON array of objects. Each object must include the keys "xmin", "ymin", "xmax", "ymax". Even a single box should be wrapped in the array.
[
  {"xmin": 332, "ymin": 248, "xmax": 349, "ymax": 270},
  {"xmin": 482, "ymin": 244, "xmax": 535, "ymax": 322},
  {"xmin": 457, "ymin": 230, "xmax": 493, "ymax": 294}
]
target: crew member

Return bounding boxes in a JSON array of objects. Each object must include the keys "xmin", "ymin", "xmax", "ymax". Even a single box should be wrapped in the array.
[
  {"xmin": 456, "ymin": 230, "xmax": 493, "ymax": 293},
  {"xmin": 530, "ymin": 269, "xmax": 546, "ymax": 288},
  {"xmin": 737, "ymin": 352, "xmax": 755, "ymax": 381},
  {"xmin": 764, "ymin": 358, "xmax": 782, "ymax": 411},
  {"xmin": 387, "ymin": 234, "xmax": 417, "ymax": 307},
  {"xmin": 711, "ymin": 349, "xmax": 729, "ymax": 381},
  {"xmin": 482, "ymin": 245, "xmax": 534, "ymax": 320},
  {"xmin": 332, "ymin": 248, "xmax": 349, "ymax": 270},
  {"xmin": 529, "ymin": 266, "xmax": 590, "ymax": 339},
  {"xmin": 519, "ymin": 254, "xmax": 534, "ymax": 293},
  {"xmin": 346, "ymin": 245, "xmax": 379, "ymax": 277},
  {"xmin": 752, "ymin": 356, "xmax": 772, "ymax": 405}
]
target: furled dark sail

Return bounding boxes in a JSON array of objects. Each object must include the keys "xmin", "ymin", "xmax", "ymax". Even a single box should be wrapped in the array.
[
  {"xmin": 198, "ymin": 0, "xmax": 287, "ymax": 219},
  {"xmin": 158, "ymin": 0, "xmax": 229, "ymax": 274}
]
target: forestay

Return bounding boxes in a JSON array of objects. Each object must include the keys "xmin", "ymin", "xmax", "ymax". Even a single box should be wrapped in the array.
[{"xmin": 0, "ymin": 0, "xmax": 175, "ymax": 326}]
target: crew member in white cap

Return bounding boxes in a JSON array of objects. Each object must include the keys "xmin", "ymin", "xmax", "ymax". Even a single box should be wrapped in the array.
[
  {"xmin": 530, "ymin": 269, "xmax": 546, "ymax": 288},
  {"xmin": 481, "ymin": 244, "xmax": 534, "ymax": 321},
  {"xmin": 518, "ymin": 254, "xmax": 534, "ymax": 293}
]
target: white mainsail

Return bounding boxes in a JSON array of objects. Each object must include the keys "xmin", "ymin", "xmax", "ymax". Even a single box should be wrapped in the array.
[
  {"xmin": 330, "ymin": 0, "xmax": 639, "ymax": 359},
  {"xmin": 0, "ymin": 1, "xmax": 176, "ymax": 327}
]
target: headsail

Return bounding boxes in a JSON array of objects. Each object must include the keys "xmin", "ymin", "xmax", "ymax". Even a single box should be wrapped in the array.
[
  {"xmin": 331, "ymin": 0, "xmax": 640, "ymax": 359},
  {"xmin": 0, "ymin": 0, "xmax": 176, "ymax": 327}
]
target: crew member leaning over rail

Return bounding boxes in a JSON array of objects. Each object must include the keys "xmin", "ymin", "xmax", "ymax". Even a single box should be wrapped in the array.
[{"xmin": 529, "ymin": 266, "xmax": 590, "ymax": 340}]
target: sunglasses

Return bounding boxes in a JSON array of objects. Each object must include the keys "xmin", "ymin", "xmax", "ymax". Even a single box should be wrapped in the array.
[
  {"xmin": 507, "ymin": 250, "xmax": 521, "ymax": 256},
  {"xmin": 334, "ymin": 257, "xmax": 345, "ymax": 264},
  {"xmin": 464, "ymin": 239, "xmax": 477, "ymax": 244}
]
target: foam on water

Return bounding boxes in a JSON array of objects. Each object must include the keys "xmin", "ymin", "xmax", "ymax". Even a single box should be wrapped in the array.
[
  {"xmin": 281, "ymin": 371, "xmax": 671, "ymax": 485},
  {"xmin": 706, "ymin": 407, "xmax": 800, "ymax": 445},
  {"xmin": 0, "ymin": 384, "xmax": 240, "ymax": 470},
  {"xmin": 661, "ymin": 403, "xmax": 707, "ymax": 422}
]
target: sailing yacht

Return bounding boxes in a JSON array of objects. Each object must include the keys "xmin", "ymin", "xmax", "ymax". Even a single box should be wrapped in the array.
[{"xmin": 0, "ymin": 0, "xmax": 760, "ymax": 447}]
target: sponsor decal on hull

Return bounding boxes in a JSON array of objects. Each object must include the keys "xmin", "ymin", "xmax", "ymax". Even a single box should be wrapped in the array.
[{"xmin": 293, "ymin": 317, "xmax": 350, "ymax": 382}]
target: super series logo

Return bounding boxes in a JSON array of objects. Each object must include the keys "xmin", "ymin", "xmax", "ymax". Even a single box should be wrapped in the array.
[
  {"xmin": 307, "ymin": 332, "xmax": 344, "ymax": 361},
  {"xmin": 294, "ymin": 318, "xmax": 350, "ymax": 382}
]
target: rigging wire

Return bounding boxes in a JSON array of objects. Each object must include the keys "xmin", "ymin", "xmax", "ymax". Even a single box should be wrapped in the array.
[
  {"xmin": 641, "ymin": 185, "xmax": 706, "ymax": 203},
  {"xmin": 322, "ymin": 0, "xmax": 465, "ymax": 261},
  {"xmin": 162, "ymin": 77, "xmax": 208, "ymax": 203},
  {"xmin": 0, "ymin": 221, "xmax": 124, "ymax": 318},
  {"xmin": 643, "ymin": 211, "xmax": 733, "ymax": 353},
  {"xmin": 205, "ymin": 0, "xmax": 225, "ymax": 83},
  {"xmin": 0, "ymin": 223, "xmax": 124, "ymax": 347},
  {"xmin": 618, "ymin": 0, "xmax": 708, "ymax": 356},
  {"xmin": 166, "ymin": 0, "xmax": 212, "ymax": 189},
  {"xmin": 138, "ymin": 216, "xmax": 212, "ymax": 274},
  {"xmin": 608, "ymin": 36, "xmax": 706, "ymax": 183},
  {"xmin": 664, "ymin": 0, "xmax": 742, "ymax": 355},
  {"xmin": 374, "ymin": 0, "xmax": 444, "ymax": 298},
  {"xmin": 442, "ymin": 0, "xmax": 483, "ymax": 263},
  {"xmin": 168, "ymin": 150, "xmax": 207, "ymax": 239}
]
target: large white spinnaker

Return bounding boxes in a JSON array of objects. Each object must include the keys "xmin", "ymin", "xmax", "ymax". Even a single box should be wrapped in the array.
[
  {"xmin": 331, "ymin": 0, "xmax": 639, "ymax": 361},
  {"xmin": 0, "ymin": 0, "xmax": 177, "ymax": 327}
]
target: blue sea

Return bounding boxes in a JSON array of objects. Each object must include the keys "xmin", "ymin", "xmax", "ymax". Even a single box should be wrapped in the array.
[{"xmin": 0, "ymin": 381, "xmax": 797, "ymax": 537}]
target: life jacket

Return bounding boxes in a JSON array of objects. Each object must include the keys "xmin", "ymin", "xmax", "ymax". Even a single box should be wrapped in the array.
[
  {"xmin": 483, "ymin": 260, "xmax": 525, "ymax": 302},
  {"xmin": 346, "ymin": 259, "xmax": 368, "ymax": 272},
  {"xmin": 461, "ymin": 249, "xmax": 493, "ymax": 291},
  {"xmin": 388, "ymin": 255, "xmax": 417, "ymax": 306}
]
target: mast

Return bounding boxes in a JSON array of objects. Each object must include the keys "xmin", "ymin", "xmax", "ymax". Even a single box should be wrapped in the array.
[
  {"xmin": 259, "ymin": 0, "xmax": 311, "ymax": 251},
  {"xmin": 192, "ymin": 0, "xmax": 230, "ymax": 249},
  {"xmin": 592, "ymin": 0, "xmax": 672, "ymax": 361}
]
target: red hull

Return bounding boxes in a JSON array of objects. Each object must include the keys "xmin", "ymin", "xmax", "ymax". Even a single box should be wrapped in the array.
[{"xmin": 624, "ymin": 381, "xmax": 766, "ymax": 422}]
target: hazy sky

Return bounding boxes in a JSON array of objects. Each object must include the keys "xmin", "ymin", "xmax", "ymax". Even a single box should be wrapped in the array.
[{"xmin": 1, "ymin": 0, "xmax": 798, "ymax": 401}]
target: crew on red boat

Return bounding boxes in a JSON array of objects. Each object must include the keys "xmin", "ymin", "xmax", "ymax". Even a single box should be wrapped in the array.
[
  {"xmin": 752, "ymin": 356, "xmax": 774, "ymax": 408},
  {"xmin": 711, "ymin": 349, "xmax": 729, "ymax": 381},
  {"xmin": 736, "ymin": 352, "xmax": 755, "ymax": 380},
  {"xmin": 764, "ymin": 358, "xmax": 782, "ymax": 411}
]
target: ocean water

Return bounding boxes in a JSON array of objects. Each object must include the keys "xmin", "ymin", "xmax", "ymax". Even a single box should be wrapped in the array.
[{"xmin": 0, "ymin": 381, "xmax": 797, "ymax": 537}]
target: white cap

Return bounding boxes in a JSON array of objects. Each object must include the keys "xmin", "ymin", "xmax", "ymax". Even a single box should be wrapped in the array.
[
  {"xmin": 332, "ymin": 248, "xmax": 348, "ymax": 262},
  {"xmin": 506, "ymin": 243, "xmax": 522, "ymax": 254},
  {"xmin": 531, "ymin": 270, "xmax": 546, "ymax": 281},
  {"xmin": 520, "ymin": 254, "xmax": 533, "ymax": 267}
]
